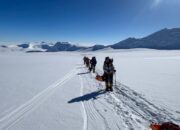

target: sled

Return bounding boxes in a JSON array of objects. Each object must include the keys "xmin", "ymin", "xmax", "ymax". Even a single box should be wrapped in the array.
[
  {"xmin": 150, "ymin": 123, "xmax": 161, "ymax": 130},
  {"xmin": 95, "ymin": 75, "xmax": 104, "ymax": 81},
  {"xmin": 150, "ymin": 122, "xmax": 180, "ymax": 130}
]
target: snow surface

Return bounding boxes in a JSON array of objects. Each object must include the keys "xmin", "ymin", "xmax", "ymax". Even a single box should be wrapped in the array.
[
  {"xmin": 0, "ymin": 49, "xmax": 180, "ymax": 130},
  {"xmin": 94, "ymin": 49, "xmax": 180, "ymax": 112}
]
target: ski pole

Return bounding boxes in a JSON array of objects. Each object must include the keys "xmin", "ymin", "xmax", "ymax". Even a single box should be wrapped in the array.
[
  {"xmin": 114, "ymin": 71, "xmax": 116, "ymax": 87},
  {"xmin": 115, "ymin": 72, "xmax": 116, "ymax": 87}
]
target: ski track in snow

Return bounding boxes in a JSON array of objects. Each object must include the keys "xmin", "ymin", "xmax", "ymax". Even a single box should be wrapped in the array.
[
  {"xmin": 78, "ymin": 65, "xmax": 180, "ymax": 130},
  {"xmin": 1, "ymin": 62, "xmax": 179, "ymax": 130},
  {"xmin": 0, "ymin": 68, "xmax": 77, "ymax": 130},
  {"xmin": 78, "ymin": 67, "xmax": 107, "ymax": 130},
  {"xmin": 79, "ymin": 67, "xmax": 120, "ymax": 130},
  {"xmin": 79, "ymin": 75, "xmax": 88, "ymax": 130},
  {"xmin": 112, "ymin": 81, "xmax": 180, "ymax": 123}
]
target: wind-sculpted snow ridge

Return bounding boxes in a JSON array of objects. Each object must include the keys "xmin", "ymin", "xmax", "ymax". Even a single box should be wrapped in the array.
[
  {"xmin": 0, "ymin": 68, "xmax": 77, "ymax": 130},
  {"xmin": 76, "ymin": 66, "xmax": 180, "ymax": 130}
]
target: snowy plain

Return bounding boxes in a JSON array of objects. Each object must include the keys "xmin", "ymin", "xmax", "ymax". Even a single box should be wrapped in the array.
[{"xmin": 0, "ymin": 49, "xmax": 180, "ymax": 130}]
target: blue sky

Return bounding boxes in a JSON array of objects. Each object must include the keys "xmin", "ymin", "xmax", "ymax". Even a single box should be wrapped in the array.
[{"xmin": 0, "ymin": 0, "xmax": 180, "ymax": 45}]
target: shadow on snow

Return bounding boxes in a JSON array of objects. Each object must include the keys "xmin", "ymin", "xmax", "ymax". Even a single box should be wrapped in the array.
[
  {"xmin": 68, "ymin": 90, "xmax": 106, "ymax": 103},
  {"xmin": 77, "ymin": 72, "xmax": 90, "ymax": 75},
  {"xmin": 76, "ymin": 66, "xmax": 87, "ymax": 69}
]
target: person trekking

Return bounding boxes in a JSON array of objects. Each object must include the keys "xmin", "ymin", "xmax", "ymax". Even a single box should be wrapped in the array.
[
  {"xmin": 83, "ymin": 56, "xmax": 86, "ymax": 65},
  {"xmin": 90, "ymin": 56, "xmax": 97, "ymax": 73},
  {"xmin": 85, "ymin": 57, "xmax": 90, "ymax": 68},
  {"xmin": 103, "ymin": 57, "xmax": 115, "ymax": 91}
]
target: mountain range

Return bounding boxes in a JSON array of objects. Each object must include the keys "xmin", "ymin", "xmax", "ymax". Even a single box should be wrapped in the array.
[
  {"xmin": 111, "ymin": 28, "xmax": 180, "ymax": 50},
  {"xmin": 1, "ymin": 28, "xmax": 180, "ymax": 52}
]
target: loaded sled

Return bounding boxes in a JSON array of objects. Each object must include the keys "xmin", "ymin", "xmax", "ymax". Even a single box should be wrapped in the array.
[
  {"xmin": 150, "ymin": 122, "xmax": 180, "ymax": 130},
  {"xmin": 95, "ymin": 74, "xmax": 104, "ymax": 82}
]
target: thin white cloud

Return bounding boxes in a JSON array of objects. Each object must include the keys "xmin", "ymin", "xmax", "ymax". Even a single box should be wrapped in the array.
[
  {"xmin": 151, "ymin": 0, "xmax": 163, "ymax": 8},
  {"xmin": 151, "ymin": 0, "xmax": 180, "ymax": 8}
]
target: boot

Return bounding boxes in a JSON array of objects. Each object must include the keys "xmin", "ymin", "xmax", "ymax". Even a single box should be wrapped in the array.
[
  {"xmin": 108, "ymin": 83, "xmax": 113, "ymax": 92},
  {"xmin": 105, "ymin": 82, "xmax": 109, "ymax": 91},
  {"xmin": 93, "ymin": 67, "xmax": 95, "ymax": 73},
  {"xmin": 110, "ymin": 87, "xmax": 113, "ymax": 92},
  {"xmin": 106, "ymin": 82, "xmax": 111, "ymax": 91}
]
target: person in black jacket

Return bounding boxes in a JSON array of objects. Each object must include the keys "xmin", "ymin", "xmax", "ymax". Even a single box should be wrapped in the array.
[
  {"xmin": 90, "ymin": 56, "xmax": 97, "ymax": 73},
  {"xmin": 103, "ymin": 57, "xmax": 115, "ymax": 91}
]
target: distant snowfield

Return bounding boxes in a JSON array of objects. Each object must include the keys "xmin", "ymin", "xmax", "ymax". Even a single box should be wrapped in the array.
[{"xmin": 0, "ymin": 49, "xmax": 180, "ymax": 130}]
